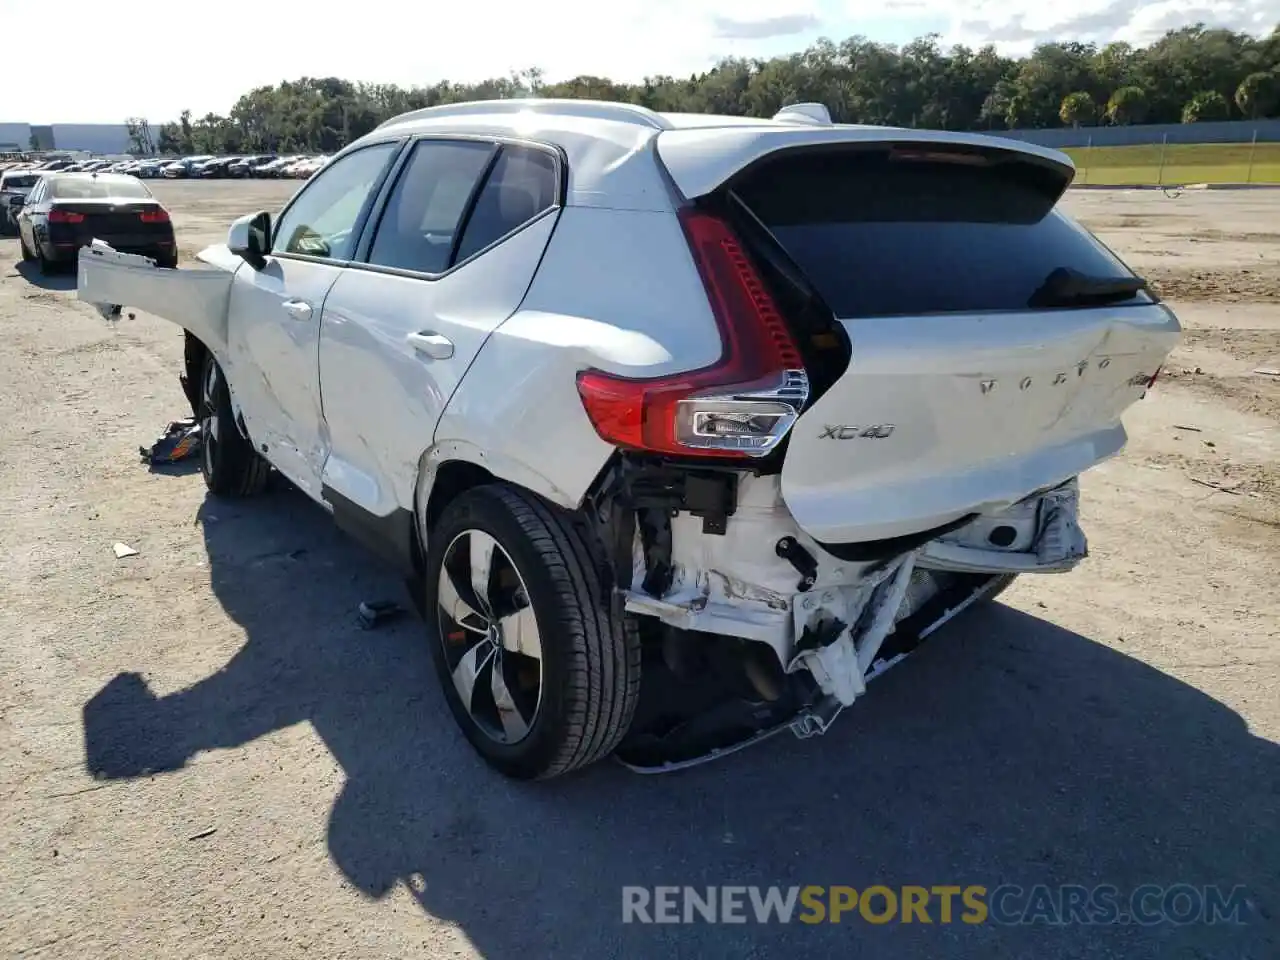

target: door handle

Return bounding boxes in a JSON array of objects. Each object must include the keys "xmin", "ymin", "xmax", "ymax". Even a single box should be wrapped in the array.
[
  {"xmin": 282, "ymin": 299, "xmax": 313, "ymax": 321},
  {"xmin": 406, "ymin": 331, "xmax": 454, "ymax": 360}
]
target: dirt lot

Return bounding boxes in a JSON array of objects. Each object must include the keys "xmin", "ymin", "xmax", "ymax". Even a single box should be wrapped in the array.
[{"xmin": 1, "ymin": 182, "xmax": 1277, "ymax": 959}]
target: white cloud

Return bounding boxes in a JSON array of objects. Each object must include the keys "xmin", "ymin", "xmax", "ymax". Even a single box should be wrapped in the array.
[
  {"xmin": 9, "ymin": 0, "xmax": 832, "ymax": 122},
  {"xmin": 712, "ymin": 14, "xmax": 824, "ymax": 39},
  {"xmin": 6, "ymin": 0, "xmax": 1276, "ymax": 123},
  {"xmin": 854, "ymin": 0, "xmax": 1280, "ymax": 52}
]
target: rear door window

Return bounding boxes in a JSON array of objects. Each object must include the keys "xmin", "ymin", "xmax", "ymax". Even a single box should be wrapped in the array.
[
  {"xmin": 731, "ymin": 148, "xmax": 1148, "ymax": 319},
  {"xmin": 453, "ymin": 144, "xmax": 558, "ymax": 262},
  {"xmin": 365, "ymin": 140, "xmax": 496, "ymax": 274}
]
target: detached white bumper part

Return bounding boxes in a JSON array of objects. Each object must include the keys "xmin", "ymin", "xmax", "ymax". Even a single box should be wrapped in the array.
[
  {"xmin": 77, "ymin": 240, "xmax": 237, "ymax": 355},
  {"xmin": 920, "ymin": 480, "xmax": 1088, "ymax": 574}
]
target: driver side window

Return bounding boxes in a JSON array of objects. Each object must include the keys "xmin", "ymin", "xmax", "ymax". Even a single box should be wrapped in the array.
[{"xmin": 273, "ymin": 143, "xmax": 399, "ymax": 261}]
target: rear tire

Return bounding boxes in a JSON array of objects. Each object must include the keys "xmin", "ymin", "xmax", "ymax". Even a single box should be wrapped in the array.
[
  {"xmin": 423, "ymin": 484, "xmax": 641, "ymax": 780},
  {"xmin": 37, "ymin": 247, "xmax": 56, "ymax": 275},
  {"xmin": 198, "ymin": 353, "xmax": 270, "ymax": 497}
]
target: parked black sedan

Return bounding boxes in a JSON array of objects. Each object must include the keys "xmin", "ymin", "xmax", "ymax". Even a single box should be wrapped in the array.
[{"xmin": 16, "ymin": 173, "xmax": 177, "ymax": 273}]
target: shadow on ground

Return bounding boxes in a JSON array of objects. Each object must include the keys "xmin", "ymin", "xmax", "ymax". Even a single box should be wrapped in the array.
[
  {"xmin": 82, "ymin": 488, "xmax": 1278, "ymax": 959},
  {"xmin": 13, "ymin": 257, "xmax": 77, "ymax": 291}
]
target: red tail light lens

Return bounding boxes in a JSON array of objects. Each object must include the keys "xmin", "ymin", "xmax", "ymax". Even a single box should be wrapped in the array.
[
  {"xmin": 139, "ymin": 208, "xmax": 170, "ymax": 224},
  {"xmin": 575, "ymin": 208, "xmax": 808, "ymax": 459},
  {"xmin": 48, "ymin": 209, "xmax": 84, "ymax": 223}
]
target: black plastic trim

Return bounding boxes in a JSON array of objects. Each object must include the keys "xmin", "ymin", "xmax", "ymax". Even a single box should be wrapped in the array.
[
  {"xmin": 817, "ymin": 513, "xmax": 978, "ymax": 562},
  {"xmin": 322, "ymin": 484, "xmax": 417, "ymax": 575}
]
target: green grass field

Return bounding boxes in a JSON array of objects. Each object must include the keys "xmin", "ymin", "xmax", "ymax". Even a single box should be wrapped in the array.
[{"xmin": 1062, "ymin": 141, "xmax": 1280, "ymax": 186}]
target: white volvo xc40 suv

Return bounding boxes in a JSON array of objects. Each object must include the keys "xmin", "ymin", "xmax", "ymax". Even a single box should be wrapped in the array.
[{"xmin": 79, "ymin": 99, "xmax": 1180, "ymax": 779}]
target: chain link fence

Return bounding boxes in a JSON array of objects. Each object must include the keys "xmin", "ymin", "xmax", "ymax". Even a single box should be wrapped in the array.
[{"xmin": 1069, "ymin": 129, "xmax": 1279, "ymax": 186}]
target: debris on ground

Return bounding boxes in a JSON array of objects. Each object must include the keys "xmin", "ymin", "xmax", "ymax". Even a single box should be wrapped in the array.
[
  {"xmin": 1254, "ymin": 366, "xmax": 1280, "ymax": 378},
  {"xmin": 112, "ymin": 542, "xmax": 139, "ymax": 559},
  {"xmin": 141, "ymin": 418, "xmax": 202, "ymax": 465},
  {"xmin": 1172, "ymin": 424, "xmax": 1203, "ymax": 432},
  {"xmin": 1189, "ymin": 477, "xmax": 1241, "ymax": 494},
  {"xmin": 357, "ymin": 600, "xmax": 405, "ymax": 630},
  {"xmin": 187, "ymin": 827, "xmax": 217, "ymax": 841}
]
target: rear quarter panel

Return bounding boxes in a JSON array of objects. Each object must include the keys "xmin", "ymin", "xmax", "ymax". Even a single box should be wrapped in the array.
[{"xmin": 436, "ymin": 204, "xmax": 725, "ymax": 508}]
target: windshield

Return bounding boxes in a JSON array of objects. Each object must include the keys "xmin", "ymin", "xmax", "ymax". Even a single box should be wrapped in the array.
[
  {"xmin": 48, "ymin": 177, "xmax": 153, "ymax": 200},
  {"xmin": 2, "ymin": 174, "xmax": 38, "ymax": 189}
]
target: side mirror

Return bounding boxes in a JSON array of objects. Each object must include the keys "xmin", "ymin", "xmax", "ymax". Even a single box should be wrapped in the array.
[
  {"xmin": 8, "ymin": 193, "xmax": 24, "ymax": 205},
  {"xmin": 228, "ymin": 210, "xmax": 271, "ymax": 270}
]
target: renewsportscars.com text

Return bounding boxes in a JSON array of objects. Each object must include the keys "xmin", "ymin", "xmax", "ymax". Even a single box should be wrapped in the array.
[{"xmin": 622, "ymin": 884, "xmax": 1251, "ymax": 926}]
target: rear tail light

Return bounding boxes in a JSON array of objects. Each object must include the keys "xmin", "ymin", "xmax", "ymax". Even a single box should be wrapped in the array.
[
  {"xmin": 575, "ymin": 209, "xmax": 809, "ymax": 459},
  {"xmin": 48, "ymin": 209, "xmax": 84, "ymax": 223},
  {"xmin": 139, "ymin": 209, "xmax": 170, "ymax": 224}
]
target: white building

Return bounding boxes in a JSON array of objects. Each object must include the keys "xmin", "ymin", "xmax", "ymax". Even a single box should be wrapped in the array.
[{"xmin": 0, "ymin": 121, "xmax": 132, "ymax": 154}]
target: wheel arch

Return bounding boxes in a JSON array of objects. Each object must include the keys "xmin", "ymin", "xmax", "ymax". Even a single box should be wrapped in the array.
[
  {"xmin": 181, "ymin": 331, "xmax": 207, "ymax": 416},
  {"xmin": 183, "ymin": 332, "xmax": 250, "ymax": 439},
  {"xmin": 412, "ymin": 439, "xmax": 587, "ymax": 562}
]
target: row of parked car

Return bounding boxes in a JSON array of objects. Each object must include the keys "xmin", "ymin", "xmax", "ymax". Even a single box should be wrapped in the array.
[
  {"xmin": 153, "ymin": 155, "xmax": 330, "ymax": 179},
  {"xmin": 0, "ymin": 154, "xmax": 329, "ymax": 181}
]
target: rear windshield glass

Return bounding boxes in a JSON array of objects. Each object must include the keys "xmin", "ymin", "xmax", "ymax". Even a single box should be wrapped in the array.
[
  {"xmin": 732, "ymin": 148, "xmax": 1147, "ymax": 318},
  {"xmin": 2, "ymin": 174, "xmax": 38, "ymax": 188},
  {"xmin": 48, "ymin": 177, "xmax": 152, "ymax": 200}
]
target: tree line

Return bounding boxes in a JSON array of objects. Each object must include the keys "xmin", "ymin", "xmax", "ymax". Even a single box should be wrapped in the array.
[{"xmin": 128, "ymin": 23, "xmax": 1280, "ymax": 156}]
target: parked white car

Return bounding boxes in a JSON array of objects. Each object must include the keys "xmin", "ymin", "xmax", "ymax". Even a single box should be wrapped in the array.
[
  {"xmin": 78, "ymin": 99, "xmax": 1181, "ymax": 780},
  {"xmin": 1, "ymin": 168, "xmax": 41, "ymax": 232}
]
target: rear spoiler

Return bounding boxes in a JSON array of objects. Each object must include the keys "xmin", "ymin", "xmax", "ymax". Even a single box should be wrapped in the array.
[{"xmin": 655, "ymin": 127, "xmax": 1076, "ymax": 205}]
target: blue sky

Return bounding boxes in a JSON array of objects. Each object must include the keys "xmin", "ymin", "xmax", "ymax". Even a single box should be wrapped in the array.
[{"xmin": 9, "ymin": 0, "xmax": 1278, "ymax": 124}]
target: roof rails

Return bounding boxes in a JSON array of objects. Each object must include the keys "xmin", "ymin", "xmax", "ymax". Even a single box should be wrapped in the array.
[
  {"xmin": 376, "ymin": 98, "xmax": 672, "ymax": 132},
  {"xmin": 772, "ymin": 103, "xmax": 833, "ymax": 126}
]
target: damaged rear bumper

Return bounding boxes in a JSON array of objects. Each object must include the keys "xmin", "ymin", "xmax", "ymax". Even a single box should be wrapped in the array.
[
  {"xmin": 613, "ymin": 473, "xmax": 1087, "ymax": 771},
  {"xmin": 918, "ymin": 479, "xmax": 1087, "ymax": 575}
]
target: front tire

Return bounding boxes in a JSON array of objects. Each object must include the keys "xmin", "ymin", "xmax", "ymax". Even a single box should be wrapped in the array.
[
  {"xmin": 424, "ymin": 484, "xmax": 641, "ymax": 780},
  {"xmin": 19, "ymin": 230, "xmax": 33, "ymax": 261},
  {"xmin": 198, "ymin": 354, "xmax": 270, "ymax": 497}
]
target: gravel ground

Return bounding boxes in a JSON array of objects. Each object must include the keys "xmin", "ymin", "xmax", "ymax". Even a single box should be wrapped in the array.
[{"xmin": 1, "ymin": 182, "xmax": 1277, "ymax": 959}]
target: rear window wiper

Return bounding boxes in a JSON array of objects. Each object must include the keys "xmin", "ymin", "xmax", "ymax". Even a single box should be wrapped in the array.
[{"xmin": 1029, "ymin": 267, "xmax": 1148, "ymax": 308}]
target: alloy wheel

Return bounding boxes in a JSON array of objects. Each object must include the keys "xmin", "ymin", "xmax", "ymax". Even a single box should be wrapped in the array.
[
  {"xmin": 200, "ymin": 360, "xmax": 220, "ymax": 475},
  {"xmin": 437, "ymin": 530, "xmax": 543, "ymax": 744}
]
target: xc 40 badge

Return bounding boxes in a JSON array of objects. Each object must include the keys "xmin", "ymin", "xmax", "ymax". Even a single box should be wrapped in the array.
[{"xmin": 819, "ymin": 424, "xmax": 896, "ymax": 440}]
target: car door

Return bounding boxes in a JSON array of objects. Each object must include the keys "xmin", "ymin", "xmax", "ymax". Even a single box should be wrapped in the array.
[
  {"xmin": 225, "ymin": 140, "xmax": 402, "ymax": 499},
  {"xmin": 317, "ymin": 138, "xmax": 562, "ymax": 518}
]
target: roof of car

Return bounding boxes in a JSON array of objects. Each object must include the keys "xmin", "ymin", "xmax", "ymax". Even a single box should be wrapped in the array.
[{"xmin": 362, "ymin": 98, "xmax": 1068, "ymax": 212}]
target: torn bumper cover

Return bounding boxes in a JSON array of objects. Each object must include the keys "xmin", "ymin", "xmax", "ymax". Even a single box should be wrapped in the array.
[
  {"xmin": 918, "ymin": 479, "xmax": 1087, "ymax": 574},
  {"xmin": 77, "ymin": 240, "xmax": 236, "ymax": 355},
  {"xmin": 617, "ymin": 477, "xmax": 1088, "ymax": 770}
]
